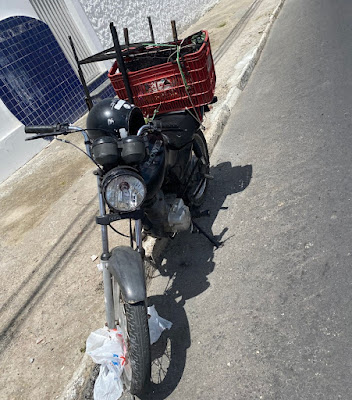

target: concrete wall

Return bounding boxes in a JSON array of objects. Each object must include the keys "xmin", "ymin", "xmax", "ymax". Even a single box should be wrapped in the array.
[
  {"xmin": 63, "ymin": 0, "xmax": 106, "ymax": 59},
  {"xmin": 0, "ymin": 0, "xmax": 38, "ymax": 20},
  {"xmin": 79, "ymin": 0, "xmax": 219, "ymax": 49}
]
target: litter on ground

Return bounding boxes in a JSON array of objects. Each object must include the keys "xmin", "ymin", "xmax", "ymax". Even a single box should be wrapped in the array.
[{"xmin": 86, "ymin": 305, "xmax": 172, "ymax": 399}]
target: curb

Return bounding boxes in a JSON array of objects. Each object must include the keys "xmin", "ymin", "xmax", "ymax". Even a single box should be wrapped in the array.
[
  {"xmin": 59, "ymin": 1, "xmax": 285, "ymax": 398},
  {"xmin": 206, "ymin": 0, "xmax": 286, "ymax": 155},
  {"xmin": 58, "ymin": 355, "xmax": 94, "ymax": 400}
]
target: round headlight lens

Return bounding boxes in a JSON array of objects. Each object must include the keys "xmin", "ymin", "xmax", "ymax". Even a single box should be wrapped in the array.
[{"xmin": 104, "ymin": 171, "xmax": 146, "ymax": 212}]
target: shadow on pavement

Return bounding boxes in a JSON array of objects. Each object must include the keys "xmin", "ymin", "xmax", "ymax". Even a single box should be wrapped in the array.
[{"xmin": 141, "ymin": 162, "xmax": 252, "ymax": 399}]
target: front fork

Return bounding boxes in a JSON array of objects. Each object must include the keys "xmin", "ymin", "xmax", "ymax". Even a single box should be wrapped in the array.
[{"xmin": 96, "ymin": 175, "xmax": 144, "ymax": 329}]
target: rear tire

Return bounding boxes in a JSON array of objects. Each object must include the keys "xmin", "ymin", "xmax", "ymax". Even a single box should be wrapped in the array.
[{"xmin": 187, "ymin": 129, "xmax": 210, "ymax": 207}]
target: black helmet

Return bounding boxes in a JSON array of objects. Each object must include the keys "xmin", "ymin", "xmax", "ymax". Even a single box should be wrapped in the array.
[{"xmin": 86, "ymin": 98, "xmax": 145, "ymax": 140}]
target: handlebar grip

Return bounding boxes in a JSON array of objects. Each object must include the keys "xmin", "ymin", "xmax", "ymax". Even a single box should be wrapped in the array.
[{"xmin": 25, "ymin": 125, "xmax": 57, "ymax": 134}]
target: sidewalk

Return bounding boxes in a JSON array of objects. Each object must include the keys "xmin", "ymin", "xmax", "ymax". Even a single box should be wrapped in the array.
[{"xmin": 0, "ymin": 0, "xmax": 283, "ymax": 398}]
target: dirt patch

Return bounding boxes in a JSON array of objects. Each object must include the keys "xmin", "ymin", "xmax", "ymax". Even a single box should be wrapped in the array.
[{"xmin": 0, "ymin": 132, "xmax": 92, "ymax": 245}]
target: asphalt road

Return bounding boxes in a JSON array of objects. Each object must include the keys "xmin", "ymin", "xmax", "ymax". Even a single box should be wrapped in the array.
[{"xmin": 146, "ymin": 0, "xmax": 352, "ymax": 399}]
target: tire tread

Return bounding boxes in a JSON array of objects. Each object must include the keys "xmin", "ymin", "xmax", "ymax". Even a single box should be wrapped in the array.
[{"xmin": 125, "ymin": 301, "xmax": 151, "ymax": 395}]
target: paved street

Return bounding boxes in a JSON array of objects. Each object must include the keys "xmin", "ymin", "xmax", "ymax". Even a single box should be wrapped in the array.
[
  {"xmin": 147, "ymin": 0, "xmax": 352, "ymax": 398},
  {"xmin": 1, "ymin": 0, "xmax": 351, "ymax": 398},
  {"xmin": 0, "ymin": 0, "xmax": 281, "ymax": 398}
]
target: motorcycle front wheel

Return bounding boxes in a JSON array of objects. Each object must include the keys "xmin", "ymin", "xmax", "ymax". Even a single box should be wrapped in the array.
[{"xmin": 113, "ymin": 279, "xmax": 151, "ymax": 396}]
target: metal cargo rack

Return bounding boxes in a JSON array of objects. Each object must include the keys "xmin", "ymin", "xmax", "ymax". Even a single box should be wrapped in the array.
[{"xmin": 69, "ymin": 18, "xmax": 181, "ymax": 111}]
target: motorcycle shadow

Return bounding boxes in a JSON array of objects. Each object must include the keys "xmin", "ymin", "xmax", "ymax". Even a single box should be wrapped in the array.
[{"xmin": 141, "ymin": 162, "xmax": 252, "ymax": 399}]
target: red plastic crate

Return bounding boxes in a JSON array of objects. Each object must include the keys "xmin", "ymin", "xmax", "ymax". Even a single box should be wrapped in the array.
[{"xmin": 108, "ymin": 31, "xmax": 216, "ymax": 117}]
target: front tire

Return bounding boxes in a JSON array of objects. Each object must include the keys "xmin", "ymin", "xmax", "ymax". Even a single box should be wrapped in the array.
[
  {"xmin": 113, "ymin": 280, "xmax": 151, "ymax": 396},
  {"xmin": 124, "ymin": 302, "xmax": 151, "ymax": 395}
]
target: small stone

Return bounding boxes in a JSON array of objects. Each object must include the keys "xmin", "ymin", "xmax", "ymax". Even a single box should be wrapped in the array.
[
  {"xmin": 29, "ymin": 358, "xmax": 34, "ymax": 363},
  {"xmin": 91, "ymin": 255, "xmax": 98, "ymax": 262},
  {"xmin": 304, "ymin": 242, "xmax": 314, "ymax": 249}
]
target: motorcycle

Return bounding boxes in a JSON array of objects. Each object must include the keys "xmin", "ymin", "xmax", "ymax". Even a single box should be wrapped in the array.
[{"xmin": 25, "ymin": 97, "xmax": 219, "ymax": 396}]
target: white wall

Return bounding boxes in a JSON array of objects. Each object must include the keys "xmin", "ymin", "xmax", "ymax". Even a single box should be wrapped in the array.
[
  {"xmin": 0, "ymin": 107, "xmax": 49, "ymax": 184},
  {"xmin": 63, "ymin": 0, "xmax": 111, "ymax": 72},
  {"xmin": 0, "ymin": 0, "xmax": 38, "ymax": 20},
  {"xmin": 64, "ymin": 0, "xmax": 105, "ymax": 56},
  {"xmin": 79, "ymin": 0, "xmax": 219, "ymax": 49},
  {"xmin": 0, "ymin": 97, "xmax": 21, "ymax": 142}
]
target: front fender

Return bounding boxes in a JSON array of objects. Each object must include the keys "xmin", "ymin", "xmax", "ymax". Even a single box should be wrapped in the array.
[{"xmin": 108, "ymin": 246, "xmax": 146, "ymax": 304}]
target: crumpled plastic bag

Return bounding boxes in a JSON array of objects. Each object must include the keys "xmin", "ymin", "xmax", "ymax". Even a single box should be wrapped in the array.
[
  {"xmin": 147, "ymin": 305, "xmax": 173, "ymax": 344},
  {"xmin": 94, "ymin": 365, "xmax": 123, "ymax": 400},
  {"xmin": 86, "ymin": 307, "xmax": 172, "ymax": 399},
  {"xmin": 86, "ymin": 327, "xmax": 125, "ymax": 400}
]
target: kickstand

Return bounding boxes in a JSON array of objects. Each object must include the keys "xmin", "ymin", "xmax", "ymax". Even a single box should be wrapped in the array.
[{"xmin": 192, "ymin": 219, "xmax": 222, "ymax": 248}]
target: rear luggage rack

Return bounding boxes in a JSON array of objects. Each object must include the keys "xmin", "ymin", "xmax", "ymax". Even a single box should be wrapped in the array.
[{"xmin": 70, "ymin": 19, "xmax": 216, "ymax": 119}]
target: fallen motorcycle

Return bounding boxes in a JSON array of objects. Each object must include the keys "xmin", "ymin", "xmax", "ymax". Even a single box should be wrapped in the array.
[{"xmin": 25, "ymin": 20, "xmax": 218, "ymax": 397}]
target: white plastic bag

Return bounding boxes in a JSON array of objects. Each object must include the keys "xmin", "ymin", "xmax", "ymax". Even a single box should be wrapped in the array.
[
  {"xmin": 147, "ymin": 305, "xmax": 173, "ymax": 344},
  {"xmin": 94, "ymin": 365, "xmax": 123, "ymax": 400},
  {"xmin": 86, "ymin": 327, "xmax": 125, "ymax": 400},
  {"xmin": 86, "ymin": 308, "xmax": 172, "ymax": 399}
]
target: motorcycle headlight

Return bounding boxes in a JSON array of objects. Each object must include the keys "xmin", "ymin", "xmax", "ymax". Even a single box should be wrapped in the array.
[{"xmin": 103, "ymin": 169, "xmax": 146, "ymax": 212}]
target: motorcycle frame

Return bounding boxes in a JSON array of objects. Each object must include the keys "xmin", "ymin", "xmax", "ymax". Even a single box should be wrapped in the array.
[
  {"xmin": 72, "ymin": 118, "xmax": 205, "ymax": 330},
  {"xmin": 97, "ymin": 174, "xmax": 144, "ymax": 329},
  {"xmin": 73, "ymin": 126, "xmax": 145, "ymax": 329}
]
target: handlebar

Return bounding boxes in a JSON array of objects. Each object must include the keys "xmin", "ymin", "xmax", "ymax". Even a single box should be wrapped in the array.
[
  {"xmin": 24, "ymin": 124, "xmax": 86, "ymax": 141},
  {"xmin": 25, "ymin": 132, "xmax": 59, "ymax": 141},
  {"xmin": 25, "ymin": 120, "xmax": 182, "ymax": 142},
  {"xmin": 136, "ymin": 121, "xmax": 183, "ymax": 136},
  {"xmin": 25, "ymin": 123, "xmax": 69, "ymax": 134},
  {"xmin": 25, "ymin": 124, "xmax": 92, "ymax": 157}
]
